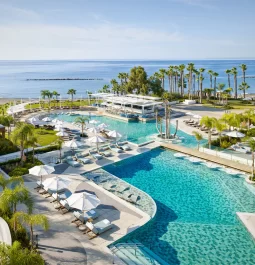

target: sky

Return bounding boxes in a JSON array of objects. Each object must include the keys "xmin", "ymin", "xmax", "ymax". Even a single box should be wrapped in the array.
[{"xmin": 0, "ymin": 0, "xmax": 255, "ymax": 60}]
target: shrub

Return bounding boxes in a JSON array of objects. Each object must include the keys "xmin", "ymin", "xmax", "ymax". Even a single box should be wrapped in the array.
[
  {"xmin": 247, "ymin": 128, "xmax": 255, "ymax": 137},
  {"xmin": 211, "ymin": 135, "xmax": 238, "ymax": 148},
  {"xmin": 0, "ymin": 138, "xmax": 19, "ymax": 155},
  {"xmin": 9, "ymin": 167, "xmax": 28, "ymax": 177}
]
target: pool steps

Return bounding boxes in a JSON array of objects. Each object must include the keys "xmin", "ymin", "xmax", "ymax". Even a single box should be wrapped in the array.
[{"xmin": 110, "ymin": 240, "xmax": 169, "ymax": 265}]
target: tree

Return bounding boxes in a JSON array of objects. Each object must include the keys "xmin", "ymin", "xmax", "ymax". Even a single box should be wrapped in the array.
[
  {"xmin": 217, "ymin": 83, "xmax": 225, "ymax": 103},
  {"xmin": 200, "ymin": 116, "xmax": 215, "ymax": 149},
  {"xmin": 0, "ymin": 174, "xmax": 23, "ymax": 190},
  {"xmin": 240, "ymin": 64, "xmax": 247, "ymax": 83},
  {"xmin": 110, "ymin": 79, "xmax": 119, "ymax": 95},
  {"xmin": 213, "ymin": 72, "xmax": 219, "ymax": 97},
  {"xmin": 243, "ymin": 109, "xmax": 255, "ymax": 130},
  {"xmin": 208, "ymin": 70, "xmax": 213, "ymax": 89},
  {"xmin": 225, "ymin": 69, "xmax": 231, "ymax": 87},
  {"xmin": 214, "ymin": 119, "xmax": 226, "ymax": 146},
  {"xmin": 12, "ymin": 211, "xmax": 49, "ymax": 247},
  {"xmin": 231, "ymin": 67, "xmax": 238, "ymax": 99},
  {"xmin": 204, "ymin": 88, "xmax": 213, "ymax": 100},
  {"xmin": 67, "ymin": 89, "xmax": 76, "ymax": 108},
  {"xmin": 0, "ymin": 241, "xmax": 44, "ymax": 264},
  {"xmin": 178, "ymin": 64, "xmax": 186, "ymax": 96},
  {"xmin": 159, "ymin": 69, "xmax": 167, "ymax": 90},
  {"xmin": 192, "ymin": 131, "xmax": 203, "ymax": 150},
  {"xmin": 12, "ymin": 122, "xmax": 34, "ymax": 161},
  {"xmin": 199, "ymin": 68, "xmax": 205, "ymax": 103},
  {"xmin": 52, "ymin": 90, "xmax": 60, "ymax": 100},
  {"xmin": 100, "ymin": 84, "xmax": 110, "ymax": 93},
  {"xmin": 40, "ymin": 90, "xmax": 50, "ymax": 108},
  {"xmin": 55, "ymin": 137, "xmax": 64, "ymax": 162},
  {"xmin": 26, "ymin": 135, "xmax": 38, "ymax": 163},
  {"xmin": 187, "ymin": 63, "xmax": 195, "ymax": 99},
  {"xmin": 0, "ymin": 115, "xmax": 14, "ymax": 139},
  {"xmin": 162, "ymin": 92, "xmax": 171, "ymax": 139},
  {"xmin": 239, "ymin": 82, "xmax": 250, "ymax": 98},
  {"xmin": 74, "ymin": 116, "xmax": 89, "ymax": 137},
  {"xmin": 249, "ymin": 139, "xmax": 255, "ymax": 178},
  {"xmin": 167, "ymin": 66, "xmax": 174, "ymax": 93}
]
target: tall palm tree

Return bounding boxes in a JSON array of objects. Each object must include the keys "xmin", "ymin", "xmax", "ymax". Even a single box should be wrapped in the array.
[
  {"xmin": 100, "ymin": 84, "xmax": 110, "ymax": 93},
  {"xmin": 231, "ymin": 67, "xmax": 238, "ymax": 99},
  {"xmin": 200, "ymin": 116, "xmax": 215, "ymax": 149},
  {"xmin": 249, "ymin": 139, "xmax": 255, "ymax": 179},
  {"xmin": 0, "ymin": 115, "xmax": 14, "ymax": 139},
  {"xmin": 67, "ymin": 89, "xmax": 76, "ymax": 108},
  {"xmin": 74, "ymin": 116, "xmax": 89, "ymax": 136},
  {"xmin": 192, "ymin": 131, "xmax": 203, "ymax": 150},
  {"xmin": 207, "ymin": 70, "xmax": 214, "ymax": 88},
  {"xmin": 214, "ymin": 119, "xmax": 226, "ymax": 146},
  {"xmin": 0, "ymin": 241, "xmax": 44, "ymax": 264},
  {"xmin": 40, "ymin": 90, "xmax": 50, "ymax": 109},
  {"xmin": 243, "ymin": 110, "xmax": 255, "ymax": 130},
  {"xmin": 224, "ymin": 87, "xmax": 233, "ymax": 104},
  {"xmin": 26, "ymin": 134, "xmax": 38, "ymax": 163},
  {"xmin": 225, "ymin": 69, "xmax": 231, "ymax": 87},
  {"xmin": 110, "ymin": 79, "xmax": 119, "ymax": 95},
  {"xmin": 217, "ymin": 83, "xmax": 225, "ymax": 103},
  {"xmin": 198, "ymin": 68, "xmax": 205, "ymax": 103},
  {"xmin": 55, "ymin": 137, "xmax": 64, "ymax": 162},
  {"xmin": 159, "ymin": 69, "xmax": 167, "ymax": 90},
  {"xmin": 239, "ymin": 82, "xmax": 250, "ymax": 98},
  {"xmin": 194, "ymin": 69, "xmax": 200, "ymax": 96},
  {"xmin": 12, "ymin": 122, "xmax": 34, "ymax": 161},
  {"xmin": 12, "ymin": 211, "xmax": 49, "ymax": 247},
  {"xmin": 178, "ymin": 64, "xmax": 186, "ymax": 96},
  {"xmin": 0, "ymin": 174, "xmax": 23, "ymax": 190},
  {"xmin": 167, "ymin": 66, "xmax": 174, "ymax": 93},
  {"xmin": 187, "ymin": 63, "xmax": 195, "ymax": 99},
  {"xmin": 162, "ymin": 92, "xmax": 171, "ymax": 139},
  {"xmin": 204, "ymin": 88, "xmax": 213, "ymax": 100},
  {"xmin": 213, "ymin": 72, "xmax": 219, "ymax": 97},
  {"xmin": 240, "ymin": 64, "xmax": 247, "ymax": 83},
  {"xmin": 52, "ymin": 90, "xmax": 60, "ymax": 100}
]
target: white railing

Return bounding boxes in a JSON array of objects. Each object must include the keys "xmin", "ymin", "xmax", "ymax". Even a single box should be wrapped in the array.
[{"xmin": 199, "ymin": 147, "xmax": 253, "ymax": 166}]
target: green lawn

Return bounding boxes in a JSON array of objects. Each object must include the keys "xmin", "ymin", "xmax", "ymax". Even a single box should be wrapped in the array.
[
  {"xmin": 34, "ymin": 128, "xmax": 58, "ymax": 146},
  {"xmin": 201, "ymin": 99, "xmax": 255, "ymax": 110}
]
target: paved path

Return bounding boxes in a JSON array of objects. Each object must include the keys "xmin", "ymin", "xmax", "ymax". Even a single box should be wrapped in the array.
[{"xmin": 161, "ymin": 142, "xmax": 252, "ymax": 173}]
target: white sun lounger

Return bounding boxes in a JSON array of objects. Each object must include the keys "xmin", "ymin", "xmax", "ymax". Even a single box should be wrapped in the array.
[{"xmin": 85, "ymin": 219, "xmax": 113, "ymax": 239}]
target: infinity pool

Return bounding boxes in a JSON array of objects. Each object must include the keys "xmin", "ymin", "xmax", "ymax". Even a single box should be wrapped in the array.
[
  {"xmin": 103, "ymin": 148, "xmax": 255, "ymax": 265},
  {"xmin": 52, "ymin": 113, "xmax": 202, "ymax": 147}
]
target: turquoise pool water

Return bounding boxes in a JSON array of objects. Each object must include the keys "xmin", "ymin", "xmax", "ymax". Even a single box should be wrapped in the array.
[
  {"xmin": 51, "ymin": 113, "xmax": 203, "ymax": 147},
  {"xmin": 103, "ymin": 148, "xmax": 255, "ymax": 265}
]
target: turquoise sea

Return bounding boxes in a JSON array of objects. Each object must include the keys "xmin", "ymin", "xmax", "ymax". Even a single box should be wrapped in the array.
[
  {"xmin": 104, "ymin": 148, "xmax": 255, "ymax": 265},
  {"xmin": 1, "ymin": 60, "xmax": 255, "ymax": 98}
]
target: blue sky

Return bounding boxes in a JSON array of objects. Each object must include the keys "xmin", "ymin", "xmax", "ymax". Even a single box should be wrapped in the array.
[{"xmin": 0, "ymin": 0, "xmax": 254, "ymax": 60}]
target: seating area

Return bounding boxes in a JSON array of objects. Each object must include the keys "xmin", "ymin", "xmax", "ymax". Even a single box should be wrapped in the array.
[{"xmin": 183, "ymin": 119, "xmax": 219, "ymax": 135}]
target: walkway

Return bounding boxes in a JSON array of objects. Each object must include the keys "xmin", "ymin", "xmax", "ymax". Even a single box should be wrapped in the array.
[{"xmin": 161, "ymin": 142, "xmax": 252, "ymax": 173}]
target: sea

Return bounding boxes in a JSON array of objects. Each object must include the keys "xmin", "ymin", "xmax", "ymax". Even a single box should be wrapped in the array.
[{"xmin": 0, "ymin": 60, "xmax": 255, "ymax": 99}]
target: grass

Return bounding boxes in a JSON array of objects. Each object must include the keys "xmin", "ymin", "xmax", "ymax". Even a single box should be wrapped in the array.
[
  {"xmin": 201, "ymin": 99, "xmax": 255, "ymax": 110},
  {"xmin": 34, "ymin": 128, "xmax": 58, "ymax": 146}
]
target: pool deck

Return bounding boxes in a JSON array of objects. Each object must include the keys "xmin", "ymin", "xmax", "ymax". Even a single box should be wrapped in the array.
[
  {"xmin": 161, "ymin": 142, "xmax": 252, "ymax": 173},
  {"xmin": 23, "ymin": 173, "xmax": 150, "ymax": 265},
  {"xmin": 237, "ymin": 212, "xmax": 255, "ymax": 239}
]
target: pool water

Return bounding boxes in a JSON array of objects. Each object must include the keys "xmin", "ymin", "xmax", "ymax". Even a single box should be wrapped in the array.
[
  {"xmin": 52, "ymin": 113, "xmax": 203, "ymax": 147},
  {"xmin": 103, "ymin": 148, "xmax": 255, "ymax": 265}
]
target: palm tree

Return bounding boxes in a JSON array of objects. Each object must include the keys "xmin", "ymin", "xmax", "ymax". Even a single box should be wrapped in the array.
[
  {"xmin": 198, "ymin": 68, "xmax": 205, "ymax": 103},
  {"xmin": 110, "ymin": 79, "xmax": 119, "ymax": 95},
  {"xmin": 52, "ymin": 90, "xmax": 60, "ymax": 100},
  {"xmin": 208, "ymin": 70, "xmax": 214, "ymax": 88},
  {"xmin": 55, "ymin": 137, "xmax": 64, "ymax": 162},
  {"xmin": 162, "ymin": 92, "xmax": 171, "ymax": 139},
  {"xmin": 231, "ymin": 67, "xmax": 238, "ymax": 99},
  {"xmin": 187, "ymin": 63, "xmax": 195, "ymax": 99},
  {"xmin": 225, "ymin": 69, "xmax": 231, "ymax": 87},
  {"xmin": 40, "ymin": 90, "xmax": 50, "ymax": 109},
  {"xmin": 67, "ymin": 89, "xmax": 76, "ymax": 108},
  {"xmin": 204, "ymin": 88, "xmax": 213, "ymax": 100},
  {"xmin": 100, "ymin": 84, "xmax": 110, "ymax": 93},
  {"xmin": 217, "ymin": 83, "xmax": 225, "ymax": 103},
  {"xmin": 167, "ymin": 67, "xmax": 174, "ymax": 93},
  {"xmin": 192, "ymin": 131, "xmax": 203, "ymax": 150},
  {"xmin": 243, "ymin": 109, "xmax": 255, "ymax": 130},
  {"xmin": 26, "ymin": 135, "xmax": 38, "ymax": 163},
  {"xmin": 74, "ymin": 116, "xmax": 89, "ymax": 137},
  {"xmin": 213, "ymin": 72, "xmax": 219, "ymax": 97},
  {"xmin": 12, "ymin": 211, "xmax": 49, "ymax": 247},
  {"xmin": 0, "ymin": 241, "xmax": 44, "ymax": 264},
  {"xmin": 12, "ymin": 122, "xmax": 34, "ymax": 161},
  {"xmin": 178, "ymin": 64, "xmax": 185, "ymax": 96},
  {"xmin": 214, "ymin": 119, "xmax": 226, "ymax": 146},
  {"xmin": 240, "ymin": 64, "xmax": 247, "ymax": 83},
  {"xmin": 0, "ymin": 115, "xmax": 14, "ymax": 139},
  {"xmin": 239, "ymin": 82, "xmax": 250, "ymax": 98},
  {"xmin": 0, "ymin": 174, "xmax": 23, "ymax": 190},
  {"xmin": 200, "ymin": 116, "xmax": 215, "ymax": 149},
  {"xmin": 159, "ymin": 69, "xmax": 167, "ymax": 90},
  {"xmin": 224, "ymin": 87, "xmax": 232, "ymax": 104}
]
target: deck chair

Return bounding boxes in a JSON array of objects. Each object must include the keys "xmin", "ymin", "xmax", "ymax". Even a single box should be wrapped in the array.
[
  {"xmin": 116, "ymin": 184, "xmax": 130, "ymax": 193},
  {"xmin": 72, "ymin": 209, "xmax": 99, "ymax": 226},
  {"xmin": 85, "ymin": 219, "xmax": 113, "ymax": 239}
]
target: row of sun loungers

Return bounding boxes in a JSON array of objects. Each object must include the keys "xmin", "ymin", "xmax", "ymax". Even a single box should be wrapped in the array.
[{"xmin": 183, "ymin": 119, "xmax": 219, "ymax": 135}]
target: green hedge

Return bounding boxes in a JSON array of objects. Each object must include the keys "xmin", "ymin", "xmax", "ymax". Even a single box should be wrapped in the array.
[{"xmin": 0, "ymin": 138, "xmax": 19, "ymax": 155}]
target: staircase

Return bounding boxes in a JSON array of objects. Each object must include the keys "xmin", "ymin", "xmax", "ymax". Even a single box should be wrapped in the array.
[{"xmin": 109, "ymin": 240, "xmax": 169, "ymax": 265}]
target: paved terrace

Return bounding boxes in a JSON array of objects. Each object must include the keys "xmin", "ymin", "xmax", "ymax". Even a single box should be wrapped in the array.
[
  {"xmin": 23, "ymin": 173, "xmax": 150, "ymax": 265},
  {"xmin": 161, "ymin": 142, "xmax": 252, "ymax": 173}
]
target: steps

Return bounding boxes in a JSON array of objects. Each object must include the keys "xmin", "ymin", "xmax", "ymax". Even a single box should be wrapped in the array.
[{"xmin": 109, "ymin": 240, "xmax": 169, "ymax": 265}]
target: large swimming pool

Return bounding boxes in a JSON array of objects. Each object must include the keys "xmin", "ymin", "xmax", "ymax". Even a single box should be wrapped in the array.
[
  {"xmin": 51, "ymin": 113, "xmax": 202, "ymax": 147},
  {"xmin": 103, "ymin": 148, "xmax": 255, "ymax": 265}
]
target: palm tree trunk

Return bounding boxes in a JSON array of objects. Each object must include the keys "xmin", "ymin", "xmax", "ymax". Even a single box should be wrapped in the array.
[
  {"xmin": 228, "ymin": 74, "xmax": 231, "ymax": 87},
  {"xmin": 210, "ymin": 75, "xmax": 212, "ymax": 88},
  {"xmin": 30, "ymin": 224, "xmax": 34, "ymax": 247},
  {"xmin": 181, "ymin": 73, "xmax": 184, "ymax": 96},
  {"xmin": 168, "ymin": 76, "xmax": 171, "ymax": 93},
  {"xmin": 208, "ymin": 131, "xmax": 212, "ymax": 149},
  {"xmin": 199, "ymin": 79, "xmax": 202, "ymax": 104},
  {"xmin": 244, "ymin": 89, "xmax": 245, "ymax": 99},
  {"xmin": 234, "ymin": 76, "xmax": 237, "ymax": 99}
]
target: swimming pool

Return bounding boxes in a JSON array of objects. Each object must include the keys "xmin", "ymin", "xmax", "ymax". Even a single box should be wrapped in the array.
[
  {"xmin": 103, "ymin": 148, "xmax": 255, "ymax": 265},
  {"xmin": 51, "ymin": 113, "xmax": 203, "ymax": 147}
]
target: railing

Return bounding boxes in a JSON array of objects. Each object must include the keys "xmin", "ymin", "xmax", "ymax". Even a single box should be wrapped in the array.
[{"xmin": 199, "ymin": 146, "xmax": 253, "ymax": 166}]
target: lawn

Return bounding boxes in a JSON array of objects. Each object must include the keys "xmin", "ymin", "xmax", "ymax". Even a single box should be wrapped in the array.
[
  {"xmin": 34, "ymin": 128, "xmax": 58, "ymax": 146},
  {"xmin": 201, "ymin": 99, "xmax": 255, "ymax": 110}
]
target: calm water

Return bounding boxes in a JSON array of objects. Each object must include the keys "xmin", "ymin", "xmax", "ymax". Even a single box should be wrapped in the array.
[
  {"xmin": 104, "ymin": 148, "xmax": 255, "ymax": 265},
  {"xmin": 1, "ymin": 60, "xmax": 255, "ymax": 98},
  {"xmin": 51, "ymin": 113, "xmax": 203, "ymax": 146}
]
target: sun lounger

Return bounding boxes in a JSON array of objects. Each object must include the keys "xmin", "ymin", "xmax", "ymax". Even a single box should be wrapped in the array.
[
  {"xmin": 116, "ymin": 184, "xmax": 130, "ymax": 193},
  {"xmin": 85, "ymin": 219, "xmax": 113, "ymax": 239},
  {"xmin": 55, "ymin": 200, "xmax": 72, "ymax": 214},
  {"xmin": 72, "ymin": 209, "xmax": 99, "ymax": 226},
  {"xmin": 122, "ymin": 193, "xmax": 140, "ymax": 204},
  {"xmin": 75, "ymin": 153, "xmax": 91, "ymax": 164},
  {"xmin": 116, "ymin": 142, "xmax": 131, "ymax": 151},
  {"xmin": 43, "ymin": 188, "xmax": 66, "ymax": 198},
  {"xmin": 108, "ymin": 144, "xmax": 124, "ymax": 153},
  {"xmin": 66, "ymin": 159, "xmax": 80, "ymax": 167},
  {"xmin": 103, "ymin": 182, "xmax": 116, "ymax": 191},
  {"xmin": 50, "ymin": 190, "xmax": 72, "ymax": 202},
  {"xmin": 89, "ymin": 150, "xmax": 103, "ymax": 160}
]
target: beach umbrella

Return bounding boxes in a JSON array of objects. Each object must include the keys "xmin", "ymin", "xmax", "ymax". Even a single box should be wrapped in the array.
[
  {"xmin": 66, "ymin": 192, "xmax": 100, "ymax": 212},
  {"xmin": 29, "ymin": 165, "xmax": 55, "ymax": 185},
  {"xmin": 98, "ymin": 123, "xmax": 108, "ymax": 129},
  {"xmin": 65, "ymin": 139, "xmax": 83, "ymax": 149},
  {"xmin": 88, "ymin": 135, "xmax": 106, "ymax": 151},
  {"xmin": 87, "ymin": 127, "xmax": 99, "ymax": 134},
  {"xmin": 29, "ymin": 117, "xmax": 39, "ymax": 123},
  {"xmin": 56, "ymin": 131, "xmax": 69, "ymax": 137},
  {"xmin": 89, "ymin": 120, "xmax": 98, "ymax": 125},
  {"xmin": 107, "ymin": 130, "xmax": 122, "ymax": 139},
  {"xmin": 225, "ymin": 131, "xmax": 245, "ymax": 138},
  {"xmin": 42, "ymin": 176, "xmax": 70, "ymax": 193},
  {"xmin": 42, "ymin": 117, "xmax": 52, "ymax": 122}
]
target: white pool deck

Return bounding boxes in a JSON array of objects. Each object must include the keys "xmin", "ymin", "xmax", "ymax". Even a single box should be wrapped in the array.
[{"xmin": 237, "ymin": 212, "xmax": 255, "ymax": 239}]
